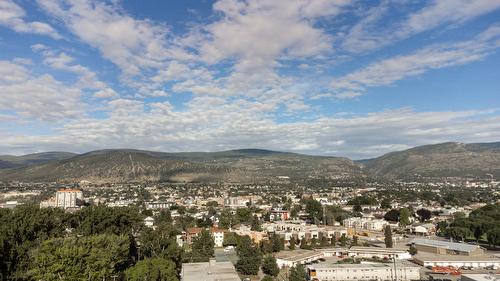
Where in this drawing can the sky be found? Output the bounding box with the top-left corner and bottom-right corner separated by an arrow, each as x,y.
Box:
0,0 -> 500,159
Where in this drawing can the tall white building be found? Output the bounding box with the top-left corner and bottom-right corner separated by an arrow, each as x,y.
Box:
55,189 -> 83,209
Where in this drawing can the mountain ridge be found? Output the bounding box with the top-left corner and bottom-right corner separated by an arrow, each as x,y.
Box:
1,142 -> 499,182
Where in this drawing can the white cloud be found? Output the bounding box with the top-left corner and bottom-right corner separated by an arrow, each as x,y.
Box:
1,105 -> 500,159
37,0 -> 192,76
332,25 -> 500,97
0,0 -> 60,39
0,60 -> 84,121
342,0 -> 500,53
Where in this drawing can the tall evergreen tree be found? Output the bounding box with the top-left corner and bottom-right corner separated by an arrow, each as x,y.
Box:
235,236 -> 262,275
384,225 -> 393,248
261,255 -> 279,277
191,230 -> 214,262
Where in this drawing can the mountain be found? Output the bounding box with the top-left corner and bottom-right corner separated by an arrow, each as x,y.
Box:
0,152 -> 77,169
363,142 -> 500,179
0,149 -> 360,183
1,142 -> 500,183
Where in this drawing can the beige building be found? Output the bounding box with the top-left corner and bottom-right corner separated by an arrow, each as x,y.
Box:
307,261 -> 421,281
410,239 -> 484,256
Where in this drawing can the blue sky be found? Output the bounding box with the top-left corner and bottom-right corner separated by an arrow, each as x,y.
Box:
0,0 -> 500,159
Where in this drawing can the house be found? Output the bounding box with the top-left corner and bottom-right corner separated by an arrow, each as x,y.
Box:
307,261 -> 421,281
210,227 -> 224,247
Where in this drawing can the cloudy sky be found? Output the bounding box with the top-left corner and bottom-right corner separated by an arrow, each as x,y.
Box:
0,0 -> 500,159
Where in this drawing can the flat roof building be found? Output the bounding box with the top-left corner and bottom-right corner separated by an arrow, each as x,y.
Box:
181,259 -> 240,281
307,261 -> 421,281
410,238 -> 484,256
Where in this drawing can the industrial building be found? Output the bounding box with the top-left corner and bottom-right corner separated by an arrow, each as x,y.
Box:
307,261 -> 421,281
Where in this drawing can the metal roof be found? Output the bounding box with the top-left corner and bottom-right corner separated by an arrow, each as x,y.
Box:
410,238 -> 479,252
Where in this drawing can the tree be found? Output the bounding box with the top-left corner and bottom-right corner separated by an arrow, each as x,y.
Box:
289,264 -> 306,281
261,255 -> 279,277
235,236 -> 262,275
251,215 -> 262,231
219,209 -> 235,229
399,208 -> 411,227
271,234 -> 284,252
447,227 -> 472,242
380,198 -> 392,210
384,209 -> 400,222
384,225 -> 393,248
340,234 -> 347,247
300,237 -> 309,249
320,236 -> 328,247
330,236 -> 336,246
487,228 -> 500,246
125,258 -> 178,281
191,230 -> 214,262
409,245 -> 418,255
29,234 -> 131,280
262,276 -> 274,281
289,237 -> 296,250
352,235 -> 358,246
305,197 -> 323,223
416,209 -> 432,222
310,237 -> 318,248
353,204 -> 362,212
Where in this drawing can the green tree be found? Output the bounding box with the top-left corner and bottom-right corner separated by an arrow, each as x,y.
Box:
409,245 -> 418,255
235,236 -> 262,275
251,215 -> 262,231
380,198 -> 392,210
340,234 -> 347,247
288,264 -> 306,281
261,255 -> 279,277
487,228 -> 500,246
320,236 -> 328,247
262,276 -> 274,281
384,209 -> 400,222
399,208 -> 411,227
125,258 -> 178,281
305,197 -> 323,224
447,227 -> 472,242
384,225 -> 393,248
330,236 -> 337,246
352,235 -> 358,246
353,204 -> 362,212
289,237 -> 296,250
311,237 -> 317,248
219,209 -> 235,229
300,237 -> 309,249
271,234 -> 284,252
29,234 -> 131,280
191,230 -> 214,262
416,209 -> 432,222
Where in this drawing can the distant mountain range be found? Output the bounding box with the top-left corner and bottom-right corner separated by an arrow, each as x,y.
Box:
0,142 -> 499,183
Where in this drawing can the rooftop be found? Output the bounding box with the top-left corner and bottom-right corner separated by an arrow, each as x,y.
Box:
181,261 -> 240,281
462,274 -> 500,281
309,261 -> 419,270
410,238 -> 479,252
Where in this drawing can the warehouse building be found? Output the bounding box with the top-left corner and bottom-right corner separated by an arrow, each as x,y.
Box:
307,261 -> 420,281
410,239 -> 484,256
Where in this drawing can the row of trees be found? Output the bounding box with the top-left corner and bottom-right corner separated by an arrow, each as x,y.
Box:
438,204 -> 500,246
0,205 -> 182,280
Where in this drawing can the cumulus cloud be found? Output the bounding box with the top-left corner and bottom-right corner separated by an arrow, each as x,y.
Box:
37,0 -> 192,76
0,60 -> 84,121
0,0 -> 60,39
1,105 -> 500,159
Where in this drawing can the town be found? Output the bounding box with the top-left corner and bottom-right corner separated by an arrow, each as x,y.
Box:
1,178 -> 498,281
